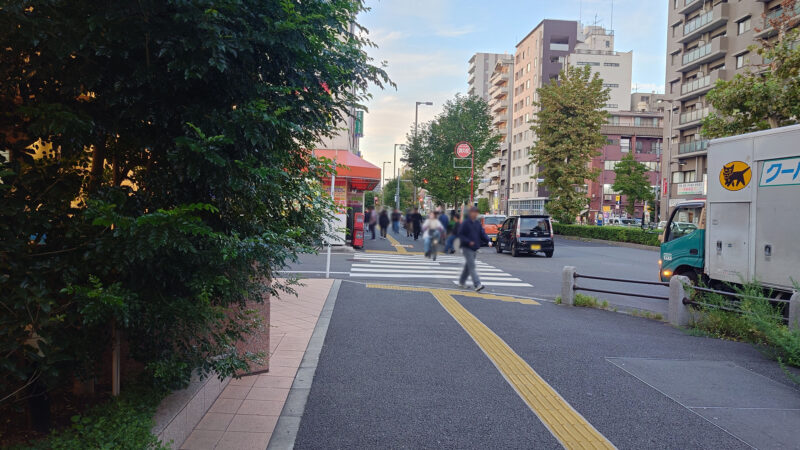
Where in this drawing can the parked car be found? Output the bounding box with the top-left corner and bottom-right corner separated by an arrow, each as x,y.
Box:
495,215 -> 554,257
607,217 -> 638,227
480,214 -> 506,246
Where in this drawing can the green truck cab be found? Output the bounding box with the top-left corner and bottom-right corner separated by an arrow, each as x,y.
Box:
659,201 -> 705,282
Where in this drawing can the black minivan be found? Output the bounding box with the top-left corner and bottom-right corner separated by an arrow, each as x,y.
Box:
495,215 -> 554,257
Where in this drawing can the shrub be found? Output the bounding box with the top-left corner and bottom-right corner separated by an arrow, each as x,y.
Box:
18,385 -> 168,450
552,223 -> 660,246
690,281 -> 800,372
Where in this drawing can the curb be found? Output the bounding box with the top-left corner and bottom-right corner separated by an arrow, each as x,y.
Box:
267,278 -> 341,449
557,235 -> 659,252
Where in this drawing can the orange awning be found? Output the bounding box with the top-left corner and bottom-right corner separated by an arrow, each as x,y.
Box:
315,149 -> 381,191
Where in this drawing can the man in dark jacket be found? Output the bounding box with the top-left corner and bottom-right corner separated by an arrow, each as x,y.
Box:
391,209 -> 402,234
410,208 -> 423,241
457,207 -> 489,291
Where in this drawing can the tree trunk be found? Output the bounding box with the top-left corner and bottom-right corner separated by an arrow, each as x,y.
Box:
768,116 -> 780,129
87,139 -> 106,193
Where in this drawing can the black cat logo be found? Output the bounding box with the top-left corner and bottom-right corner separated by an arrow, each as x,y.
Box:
719,161 -> 751,191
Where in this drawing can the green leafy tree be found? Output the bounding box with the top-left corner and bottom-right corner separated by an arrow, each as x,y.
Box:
404,94 -> 500,206
530,65 -> 609,224
382,176 -> 415,210
702,3 -> 800,138
477,198 -> 490,214
612,153 -> 655,217
0,0 -> 390,416
364,191 -> 376,209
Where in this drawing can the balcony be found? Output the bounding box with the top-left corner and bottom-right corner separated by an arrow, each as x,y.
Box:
679,3 -> 728,43
492,99 -> 509,113
678,0 -> 703,15
677,107 -> 709,129
755,3 -> 800,38
677,68 -> 726,101
678,139 -> 709,155
679,36 -> 727,72
492,72 -> 509,86
496,125 -> 508,136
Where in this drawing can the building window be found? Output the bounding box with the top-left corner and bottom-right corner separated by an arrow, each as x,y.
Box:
604,160 -> 620,170
736,53 -> 748,69
605,41 -> 610,48
671,53 -> 679,66
603,83 -> 620,88
621,138 -> 630,153
526,80 -> 531,89
672,171 -> 684,184
603,62 -> 620,67
670,80 -> 679,94
738,17 -> 751,35
527,63 -> 531,72
606,104 -> 619,109
607,116 -> 620,125
636,140 -> 643,152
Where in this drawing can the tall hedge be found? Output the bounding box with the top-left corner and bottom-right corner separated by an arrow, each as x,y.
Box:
0,0 -> 391,410
553,223 -> 660,247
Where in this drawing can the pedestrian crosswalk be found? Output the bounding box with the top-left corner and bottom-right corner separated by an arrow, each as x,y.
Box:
349,253 -> 533,287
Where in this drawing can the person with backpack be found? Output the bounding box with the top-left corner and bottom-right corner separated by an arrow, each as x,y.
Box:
378,209 -> 390,239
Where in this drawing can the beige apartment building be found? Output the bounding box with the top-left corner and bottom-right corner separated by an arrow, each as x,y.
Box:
477,56 -> 514,213
567,25 -> 633,111
509,19 -> 581,215
468,53 -> 505,101
661,0 -> 799,218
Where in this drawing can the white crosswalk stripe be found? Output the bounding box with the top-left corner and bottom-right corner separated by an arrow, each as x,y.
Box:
349,253 -> 532,287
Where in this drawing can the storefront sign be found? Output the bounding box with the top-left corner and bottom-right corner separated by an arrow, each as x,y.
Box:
676,181 -> 705,196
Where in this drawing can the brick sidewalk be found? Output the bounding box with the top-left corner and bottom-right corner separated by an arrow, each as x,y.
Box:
181,279 -> 334,450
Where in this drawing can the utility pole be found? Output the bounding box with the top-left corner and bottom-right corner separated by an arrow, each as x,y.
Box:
414,101 -> 433,210
393,144 -> 404,210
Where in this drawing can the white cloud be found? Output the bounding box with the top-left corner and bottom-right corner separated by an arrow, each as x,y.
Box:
436,25 -> 478,38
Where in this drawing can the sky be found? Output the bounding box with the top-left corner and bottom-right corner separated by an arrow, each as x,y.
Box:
355,0 -> 668,173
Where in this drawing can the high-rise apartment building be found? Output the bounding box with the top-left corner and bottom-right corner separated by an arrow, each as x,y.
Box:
468,53 -> 505,101
477,56 -> 514,212
567,25 -> 633,111
509,20 -> 580,215
661,0 -> 799,218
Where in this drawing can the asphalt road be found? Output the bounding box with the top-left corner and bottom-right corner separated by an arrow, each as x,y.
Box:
282,228 -> 669,314
294,281 -> 799,449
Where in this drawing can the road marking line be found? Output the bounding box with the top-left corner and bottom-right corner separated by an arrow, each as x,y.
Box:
349,273 -> 521,281
365,284 -> 539,305
350,265 -> 502,272
350,268 -> 505,274
365,250 -> 424,255
451,281 -> 533,287
385,234 -> 407,253
429,289 -> 615,450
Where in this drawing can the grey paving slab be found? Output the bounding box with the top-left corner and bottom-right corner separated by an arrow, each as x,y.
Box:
690,406 -> 800,450
606,358 -> 800,409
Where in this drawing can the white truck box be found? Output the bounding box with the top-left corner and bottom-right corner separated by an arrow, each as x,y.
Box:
706,124 -> 800,291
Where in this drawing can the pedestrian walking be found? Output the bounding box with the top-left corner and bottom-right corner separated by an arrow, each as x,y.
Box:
367,207 -> 377,240
438,206 -> 449,238
410,207 -> 423,241
422,212 -> 445,258
405,208 -> 413,237
379,209 -> 390,239
391,208 -> 402,235
457,207 -> 489,291
444,213 -> 460,254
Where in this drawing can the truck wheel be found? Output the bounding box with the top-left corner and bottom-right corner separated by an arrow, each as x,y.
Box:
511,242 -> 519,257
544,251 -> 553,258
675,269 -> 698,284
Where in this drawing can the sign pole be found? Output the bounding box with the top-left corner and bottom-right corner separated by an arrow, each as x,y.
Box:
326,160 -> 335,279
470,151 -> 474,206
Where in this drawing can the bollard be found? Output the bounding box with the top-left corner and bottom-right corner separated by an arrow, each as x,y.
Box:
561,266 -> 576,306
789,291 -> 799,331
668,275 -> 691,326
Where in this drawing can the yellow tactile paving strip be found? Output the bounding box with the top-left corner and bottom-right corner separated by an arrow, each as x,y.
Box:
367,284 -> 539,306
385,234 -> 408,253
367,284 -> 614,450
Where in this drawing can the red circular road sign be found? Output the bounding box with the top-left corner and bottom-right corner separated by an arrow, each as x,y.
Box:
454,141 -> 473,158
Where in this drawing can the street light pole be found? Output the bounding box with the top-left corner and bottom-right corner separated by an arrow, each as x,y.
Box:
381,161 -> 391,191
413,101 -> 433,209
658,99 -> 677,220
393,144 -> 405,210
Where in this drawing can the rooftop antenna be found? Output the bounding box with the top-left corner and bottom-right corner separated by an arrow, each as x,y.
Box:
610,0 -> 614,34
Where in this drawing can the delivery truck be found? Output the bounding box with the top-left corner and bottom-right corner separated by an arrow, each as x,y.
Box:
659,124 -> 800,297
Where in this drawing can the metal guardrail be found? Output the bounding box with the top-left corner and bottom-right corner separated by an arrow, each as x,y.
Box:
572,272 -> 669,301
561,266 -> 800,329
